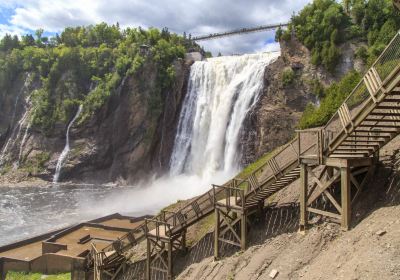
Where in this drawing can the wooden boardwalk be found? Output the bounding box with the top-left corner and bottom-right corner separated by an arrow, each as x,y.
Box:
88,31 -> 400,280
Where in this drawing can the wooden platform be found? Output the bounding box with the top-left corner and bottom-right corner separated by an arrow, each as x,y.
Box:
0,213 -> 148,278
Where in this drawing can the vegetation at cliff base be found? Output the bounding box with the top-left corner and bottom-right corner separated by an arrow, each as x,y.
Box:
0,24 -> 200,133
299,71 -> 361,128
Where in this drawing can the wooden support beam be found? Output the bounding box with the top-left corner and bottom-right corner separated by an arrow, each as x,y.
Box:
146,239 -> 151,280
307,207 -> 341,220
241,212 -> 247,251
214,208 -> 220,260
299,164 -> 308,232
167,241 -> 172,280
341,166 -> 351,230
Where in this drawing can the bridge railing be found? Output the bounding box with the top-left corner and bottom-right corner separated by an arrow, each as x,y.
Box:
323,31 -> 400,152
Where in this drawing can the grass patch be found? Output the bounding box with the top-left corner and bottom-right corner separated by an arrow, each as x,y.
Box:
6,271 -> 71,280
237,142 -> 290,180
187,213 -> 215,247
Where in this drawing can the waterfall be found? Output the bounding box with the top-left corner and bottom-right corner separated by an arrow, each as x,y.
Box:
0,75 -> 31,167
170,52 -> 280,178
0,96 -> 31,168
10,73 -> 31,128
53,105 -> 83,183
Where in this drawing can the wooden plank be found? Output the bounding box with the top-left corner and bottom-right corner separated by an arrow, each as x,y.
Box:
307,207 -> 341,219
218,238 -> 241,247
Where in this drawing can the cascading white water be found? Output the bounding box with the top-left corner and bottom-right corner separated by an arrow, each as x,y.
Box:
170,52 -> 280,178
53,105 -> 83,183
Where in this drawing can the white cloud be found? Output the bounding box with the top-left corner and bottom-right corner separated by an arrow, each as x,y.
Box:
1,0 -> 311,54
0,23 -> 26,37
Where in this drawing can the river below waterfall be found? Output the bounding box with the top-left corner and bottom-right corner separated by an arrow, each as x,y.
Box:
0,172 -> 228,246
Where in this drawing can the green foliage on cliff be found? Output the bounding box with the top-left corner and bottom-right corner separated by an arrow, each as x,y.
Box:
283,0 -> 349,72
0,24 -> 198,133
290,0 -> 400,129
298,71 -> 361,128
281,68 -> 295,86
281,0 -> 400,72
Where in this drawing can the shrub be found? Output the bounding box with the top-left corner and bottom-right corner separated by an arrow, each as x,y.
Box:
282,68 -> 295,86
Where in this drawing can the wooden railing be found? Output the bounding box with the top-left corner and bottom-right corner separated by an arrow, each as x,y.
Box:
323,31 -> 400,154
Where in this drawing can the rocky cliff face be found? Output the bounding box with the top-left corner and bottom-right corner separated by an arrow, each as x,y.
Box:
0,36 -> 363,185
240,36 -> 363,164
0,59 -> 191,184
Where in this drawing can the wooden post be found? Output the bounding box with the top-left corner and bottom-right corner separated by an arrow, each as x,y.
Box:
240,212 -> 247,251
341,166 -> 351,230
181,230 -> 187,252
214,208 -> 220,260
146,239 -> 151,280
299,163 -> 308,232
167,240 -> 173,280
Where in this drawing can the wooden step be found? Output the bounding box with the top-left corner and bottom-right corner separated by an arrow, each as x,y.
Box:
364,118 -> 400,123
370,112 -> 400,116
354,129 -> 398,133
376,105 -> 400,110
358,124 -> 400,128
349,132 -> 392,138
335,148 -> 375,152
340,143 -> 380,148
331,151 -> 369,155
343,139 -> 386,143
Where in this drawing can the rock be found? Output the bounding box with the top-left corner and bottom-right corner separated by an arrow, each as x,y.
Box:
376,230 -> 387,236
269,269 -> 279,279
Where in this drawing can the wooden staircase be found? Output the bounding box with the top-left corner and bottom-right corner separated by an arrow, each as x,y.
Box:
88,30 -> 400,280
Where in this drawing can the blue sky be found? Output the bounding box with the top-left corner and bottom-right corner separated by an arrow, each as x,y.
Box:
0,0 -> 311,55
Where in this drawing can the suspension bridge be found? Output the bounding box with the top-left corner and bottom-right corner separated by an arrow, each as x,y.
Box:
191,22 -> 288,41
87,30 -> 400,280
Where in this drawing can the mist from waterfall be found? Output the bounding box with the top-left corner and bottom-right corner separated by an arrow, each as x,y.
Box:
53,105 -> 83,183
170,52 -> 280,179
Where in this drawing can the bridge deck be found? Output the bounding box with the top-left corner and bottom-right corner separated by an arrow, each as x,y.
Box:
192,23 -> 288,41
